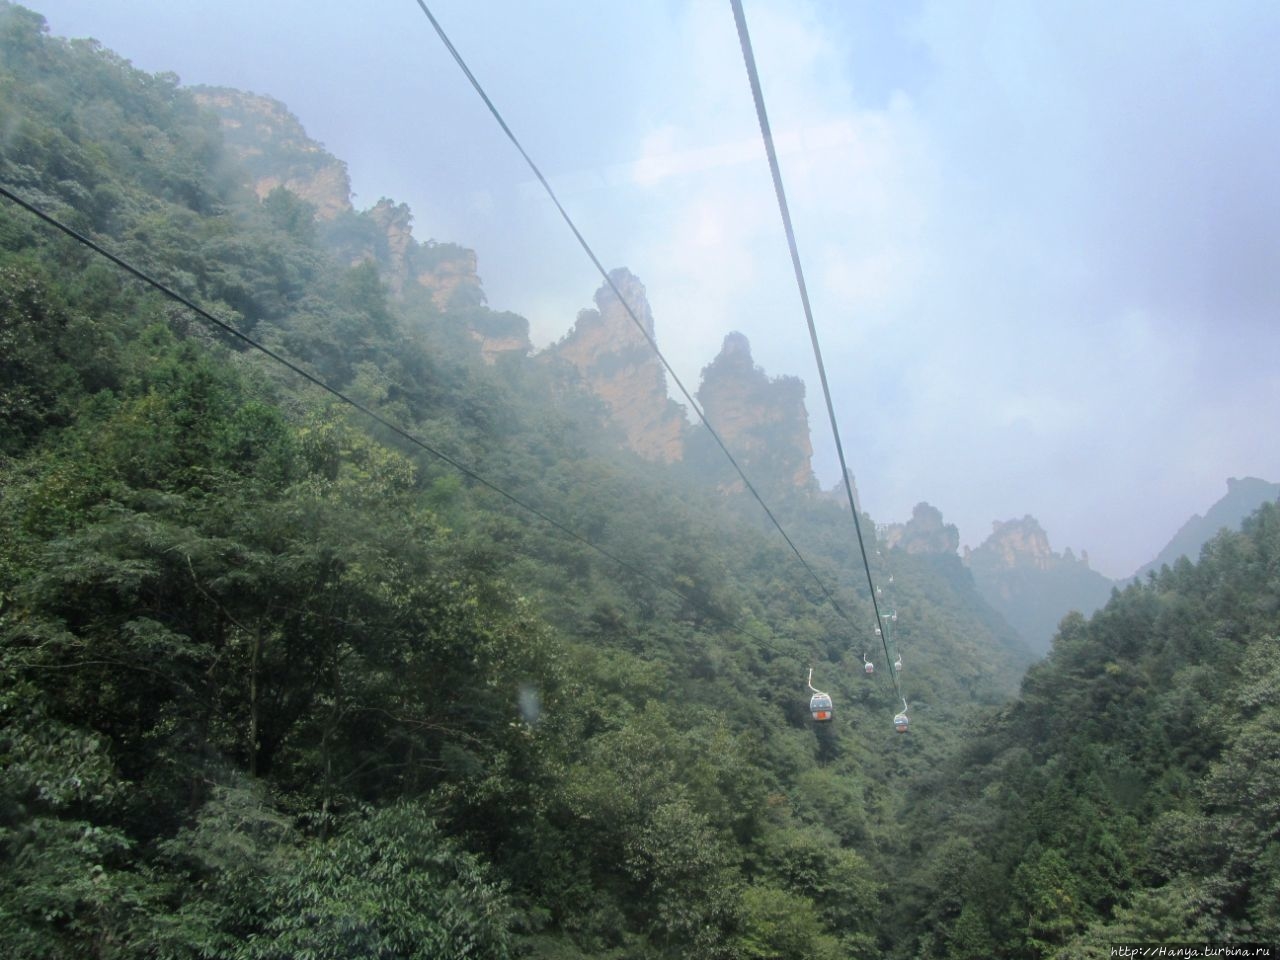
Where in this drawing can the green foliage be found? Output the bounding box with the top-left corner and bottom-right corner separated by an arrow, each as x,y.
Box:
0,676 -> 140,959
738,884 -> 842,960
0,261 -> 122,454
249,804 -> 514,960
890,504 -> 1280,959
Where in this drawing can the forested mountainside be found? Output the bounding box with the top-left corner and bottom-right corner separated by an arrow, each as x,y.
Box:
1,6 -> 1276,958
895,505 -> 1280,955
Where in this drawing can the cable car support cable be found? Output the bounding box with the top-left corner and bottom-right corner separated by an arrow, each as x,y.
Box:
409,0 -> 854,625
729,0 -> 903,711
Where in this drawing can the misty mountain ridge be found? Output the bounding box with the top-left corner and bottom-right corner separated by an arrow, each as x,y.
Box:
963,514 -> 1114,655
203,82 -> 1271,590
959,478 -> 1280,654
1132,475 -> 1280,581
100,76 -> 1280,659
199,86 -> 820,493
199,85 -> 1280,663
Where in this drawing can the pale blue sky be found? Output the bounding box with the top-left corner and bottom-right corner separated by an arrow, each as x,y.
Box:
26,0 -> 1280,577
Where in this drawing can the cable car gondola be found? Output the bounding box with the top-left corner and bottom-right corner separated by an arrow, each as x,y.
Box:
863,654 -> 875,676
894,701 -> 909,733
807,667 -> 833,723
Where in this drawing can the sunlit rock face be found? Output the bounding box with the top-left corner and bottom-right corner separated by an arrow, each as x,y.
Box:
193,87 -> 352,220
363,200 -> 486,311
696,332 -> 815,491
549,269 -> 687,463
880,502 -> 960,555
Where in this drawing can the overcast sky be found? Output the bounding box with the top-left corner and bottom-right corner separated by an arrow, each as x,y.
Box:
28,0 -> 1280,578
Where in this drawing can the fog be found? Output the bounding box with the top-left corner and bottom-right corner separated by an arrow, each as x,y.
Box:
29,0 -> 1280,578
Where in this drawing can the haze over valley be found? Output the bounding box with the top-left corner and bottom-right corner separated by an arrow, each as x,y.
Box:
27,0 -> 1280,579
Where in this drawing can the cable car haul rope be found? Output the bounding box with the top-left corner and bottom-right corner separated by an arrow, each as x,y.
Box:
727,0 -> 909,732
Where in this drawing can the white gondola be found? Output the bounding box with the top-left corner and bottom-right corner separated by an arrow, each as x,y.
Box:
894,700 -> 909,733
807,667 -> 833,723
863,654 -> 874,675
810,691 -> 833,722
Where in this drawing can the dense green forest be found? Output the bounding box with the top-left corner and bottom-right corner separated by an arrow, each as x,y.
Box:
1,5 -> 1276,957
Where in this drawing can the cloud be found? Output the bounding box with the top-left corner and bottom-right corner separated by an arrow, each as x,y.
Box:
600,0 -> 939,408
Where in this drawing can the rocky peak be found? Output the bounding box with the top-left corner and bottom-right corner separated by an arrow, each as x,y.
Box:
696,332 -> 815,490
365,199 -> 414,295
195,87 -> 524,361
411,243 -> 484,314
715,331 -> 754,367
597,268 -> 657,339
963,516 -> 1098,576
964,515 -> 1114,655
880,502 -> 960,555
192,87 -> 352,220
548,269 -> 686,462
965,516 -> 1054,571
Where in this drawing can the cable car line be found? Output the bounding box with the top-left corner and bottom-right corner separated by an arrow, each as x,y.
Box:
0,184 -> 802,656
409,0 -> 855,626
728,0 -> 905,717
875,551 -> 905,687
880,583 -> 906,729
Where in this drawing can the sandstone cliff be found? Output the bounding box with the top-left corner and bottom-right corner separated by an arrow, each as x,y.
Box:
192,87 -> 352,220
350,199 -> 485,311
411,242 -> 483,313
965,516 -> 1059,572
547,269 -> 687,463
695,332 -> 815,491
880,502 -> 960,555
194,88 -> 527,362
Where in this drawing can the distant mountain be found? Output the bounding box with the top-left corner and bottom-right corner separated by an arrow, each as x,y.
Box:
880,502 -> 960,556
688,332 -> 817,494
964,515 -> 1114,656
1131,476 -> 1280,580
